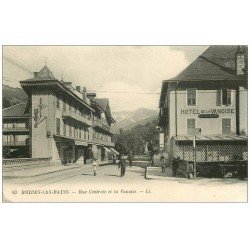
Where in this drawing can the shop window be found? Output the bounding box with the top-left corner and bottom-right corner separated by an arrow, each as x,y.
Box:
217,89 -> 231,106
222,118 -> 231,134
56,118 -> 60,135
187,89 -> 196,106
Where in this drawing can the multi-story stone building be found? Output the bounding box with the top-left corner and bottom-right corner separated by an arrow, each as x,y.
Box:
158,46 -> 248,164
2,65 -> 116,164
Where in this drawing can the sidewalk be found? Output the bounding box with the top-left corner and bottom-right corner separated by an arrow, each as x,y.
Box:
3,160 -> 113,178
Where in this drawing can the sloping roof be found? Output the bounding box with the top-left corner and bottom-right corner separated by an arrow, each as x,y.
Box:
170,45 -> 248,82
95,98 -> 115,122
20,65 -> 56,82
3,102 -> 30,117
95,98 -> 108,110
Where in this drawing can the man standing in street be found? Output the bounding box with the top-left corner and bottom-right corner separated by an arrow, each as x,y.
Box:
119,154 -> 127,177
127,151 -> 134,168
172,157 -> 179,177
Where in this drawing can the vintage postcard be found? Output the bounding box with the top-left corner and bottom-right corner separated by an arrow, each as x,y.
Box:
2,45 -> 248,202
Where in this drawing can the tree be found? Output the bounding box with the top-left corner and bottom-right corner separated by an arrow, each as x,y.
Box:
3,97 -> 11,108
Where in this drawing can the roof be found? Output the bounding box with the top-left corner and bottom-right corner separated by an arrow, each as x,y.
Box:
95,98 -> 116,122
20,65 -> 56,82
173,134 -> 247,142
3,102 -> 30,118
169,45 -> 248,82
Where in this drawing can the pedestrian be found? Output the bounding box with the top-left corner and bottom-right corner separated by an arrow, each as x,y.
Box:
160,155 -> 166,173
172,157 -> 179,177
92,157 -> 98,176
118,154 -> 127,177
127,151 -> 133,167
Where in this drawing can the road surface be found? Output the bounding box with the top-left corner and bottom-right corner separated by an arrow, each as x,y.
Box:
3,164 -> 247,202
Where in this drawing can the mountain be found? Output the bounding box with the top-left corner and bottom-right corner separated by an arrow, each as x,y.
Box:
112,108 -> 158,133
3,84 -> 27,108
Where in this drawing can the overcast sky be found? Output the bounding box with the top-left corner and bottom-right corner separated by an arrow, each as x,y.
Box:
3,46 -> 207,112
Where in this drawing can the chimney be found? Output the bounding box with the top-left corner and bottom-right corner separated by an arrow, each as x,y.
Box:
82,87 -> 87,100
236,46 -> 245,75
86,92 -> 96,101
34,72 -> 39,77
76,86 -> 81,93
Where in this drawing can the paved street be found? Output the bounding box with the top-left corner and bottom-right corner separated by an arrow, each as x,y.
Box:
3,164 -> 247,202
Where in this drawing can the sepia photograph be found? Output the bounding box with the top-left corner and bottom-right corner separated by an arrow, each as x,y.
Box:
2,45 -> 248,202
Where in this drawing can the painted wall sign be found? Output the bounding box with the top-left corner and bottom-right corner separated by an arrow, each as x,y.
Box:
198,114 -> 219,118
180,108 -> 234,115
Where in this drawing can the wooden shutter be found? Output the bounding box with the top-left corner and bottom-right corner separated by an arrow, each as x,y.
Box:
216,89 -> 222,106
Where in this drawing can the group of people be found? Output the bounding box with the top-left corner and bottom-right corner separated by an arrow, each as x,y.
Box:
160,154 -> 180,176
92,150 -> 180,177
91,151 -> 134,177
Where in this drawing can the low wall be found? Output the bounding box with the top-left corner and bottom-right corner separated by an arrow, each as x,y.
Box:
3,157 -> 52,168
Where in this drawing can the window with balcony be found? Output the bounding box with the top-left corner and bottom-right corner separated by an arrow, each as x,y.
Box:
56,96 -> 60,109
187,89 -> 197,106
222,118 -> 231,134
56,118 -> 60,135
63,122 -> 66,136
63,97 -> 66,111
69,124 -> 72,137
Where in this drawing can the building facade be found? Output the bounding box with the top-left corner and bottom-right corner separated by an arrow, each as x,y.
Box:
2,102 -> 30,158
2,65 -> 116,164
158,46 -> 248,164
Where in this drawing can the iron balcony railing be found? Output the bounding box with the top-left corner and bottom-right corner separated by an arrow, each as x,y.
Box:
2,127 -> 29,132
62,110 -> 92,127
92,120 -> 112,133
3,141 -> 28,146
92,138 -> 115,147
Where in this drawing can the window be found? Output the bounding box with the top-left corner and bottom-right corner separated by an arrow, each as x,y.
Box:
63,97 -> 66,111
222,118 -> 231,134
56,118 -> 60,135
187,118 -> 196,134
69,100 -> 72,110
217,89 -> 231,106
79,127 -> 81,139
63,122 -> 66,136
56,96 -> 60,109
69,124 -> 72,137
187,89 -> 196,106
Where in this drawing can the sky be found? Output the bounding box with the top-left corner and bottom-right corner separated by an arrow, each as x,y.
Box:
3,46 -> 207,112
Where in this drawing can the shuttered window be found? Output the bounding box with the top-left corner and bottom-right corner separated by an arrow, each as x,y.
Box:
222,118 -> 231,134
187,89 -> 196,106
56,118 -> 60,135
187,118 -> 196,129
216,89 -> 222,106
63,122 -> 66,136
222,88 -> 231,105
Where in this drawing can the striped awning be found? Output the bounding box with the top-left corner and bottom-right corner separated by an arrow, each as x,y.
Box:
103,147 -> 111,152
110,148 -> 119,155
173,134 -> 248,142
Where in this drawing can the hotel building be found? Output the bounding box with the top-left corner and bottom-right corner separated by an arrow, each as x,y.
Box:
158,46 -> 248,165
3,65 -> 117,165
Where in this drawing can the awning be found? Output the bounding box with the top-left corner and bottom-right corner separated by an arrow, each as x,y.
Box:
173,134 -> 248,142
103,147 -> 111,152
75,140 -> 88,146
110,148 -> 119,155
